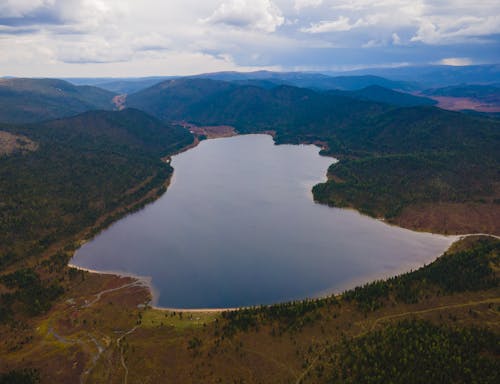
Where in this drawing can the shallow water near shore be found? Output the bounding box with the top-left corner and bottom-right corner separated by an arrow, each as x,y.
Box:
72,134 -> 454,309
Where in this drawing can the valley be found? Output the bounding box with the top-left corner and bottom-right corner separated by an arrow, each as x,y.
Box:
0,69 -> 499,383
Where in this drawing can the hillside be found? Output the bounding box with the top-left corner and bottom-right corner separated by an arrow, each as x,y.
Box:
0,78 -> 116,124
127,78 -> 500,234
349,85 -> 437,107
66,77 -> 177,94
423,84 -> 500,102
127,78 -> 388,133
334,64 -> 500,87
190,71 -> 415,91
0,109 -> 193,282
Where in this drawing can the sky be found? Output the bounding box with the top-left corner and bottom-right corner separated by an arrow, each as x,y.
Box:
1,0 -> 499,77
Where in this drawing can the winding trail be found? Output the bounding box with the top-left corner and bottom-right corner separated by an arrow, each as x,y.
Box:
44,280 -> 146,384
294,297 -> 500,384
117,326 -> 139,384
83,281 -> 145,308
365,297 -> 500,332
47,323 -> 104,384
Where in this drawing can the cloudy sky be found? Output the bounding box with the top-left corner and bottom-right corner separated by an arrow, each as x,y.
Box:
1,0 -> 499,77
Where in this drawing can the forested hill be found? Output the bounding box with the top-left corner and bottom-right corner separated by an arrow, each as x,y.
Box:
127,78 -> 500,234
0,78 -> 116,124
0,109 -> 193,273
189,71 -> 416,91
126,78 -> 499,156
126,78 -> 389,132
346,85 -> 437,107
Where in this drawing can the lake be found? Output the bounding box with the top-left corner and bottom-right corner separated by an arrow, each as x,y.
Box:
71,134 -> 455,309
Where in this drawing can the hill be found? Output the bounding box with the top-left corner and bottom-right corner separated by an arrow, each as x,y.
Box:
0,109 -> 193,277
348,85 -> 437,107
66,76 -> 177,94
127,78 -> 388,132
423,84 -> 500,105
0,78 -> 116,124
332,64 -> 500,87
191,71 -> 415,91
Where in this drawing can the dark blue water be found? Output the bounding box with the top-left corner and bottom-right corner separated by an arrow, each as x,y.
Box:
71,135 -> 454,308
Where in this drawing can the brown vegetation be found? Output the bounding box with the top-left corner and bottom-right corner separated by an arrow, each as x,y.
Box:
430,96 -> 500,112
0,131 -> 38,156
392,202 -> 500,236
112,95 -> 127,111
178,122 -> 237,139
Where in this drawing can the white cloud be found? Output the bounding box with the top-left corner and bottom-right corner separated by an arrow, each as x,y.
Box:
300,16 -> 363,33
411,15 -> 500,44
438,57 -> 473,66
0,0 -> 499,76
392,32 -> 401,45
298,1 -> 500,45
362,39 -> 387,48
294,0 -> 323,11
203,0 -> 284,33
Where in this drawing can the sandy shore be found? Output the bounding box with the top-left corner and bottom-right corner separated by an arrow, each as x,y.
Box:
67,127 -> 499,314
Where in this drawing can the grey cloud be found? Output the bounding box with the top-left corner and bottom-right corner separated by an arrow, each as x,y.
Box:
0,9 -> 63,27
0,26 -> 38,35
0,0 -> 499,77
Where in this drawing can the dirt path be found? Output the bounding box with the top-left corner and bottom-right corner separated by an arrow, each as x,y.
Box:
294,297 -> 500,384
47,322 -> 105,384
44,280 -> 145,383
117,326 -> 139,384
82,281 -> 146,308
366,297 -> 500,332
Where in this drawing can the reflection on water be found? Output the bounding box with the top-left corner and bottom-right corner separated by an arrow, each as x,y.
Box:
72,135 -> 454,308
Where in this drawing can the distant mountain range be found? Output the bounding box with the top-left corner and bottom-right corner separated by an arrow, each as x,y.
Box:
55,64 -> 500,94
333,64 -> 500,87
332,85 -> 437,107
422,84 -> 500,104
0,78 -> 116,124
63,71 -> 416,94
66,76 -> 177,95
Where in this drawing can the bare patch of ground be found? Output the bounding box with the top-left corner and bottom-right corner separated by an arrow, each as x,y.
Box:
390,202 -> 500,235
178,122 -> 237,139
429,96 -> 500,112
0,131 -> 38,156
112,95 -> 127,111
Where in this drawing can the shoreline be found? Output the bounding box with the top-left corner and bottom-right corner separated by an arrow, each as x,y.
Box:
70,234 -> 497,313
67,129 -> 499,314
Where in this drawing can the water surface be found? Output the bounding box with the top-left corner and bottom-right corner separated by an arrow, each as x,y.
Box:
72,135 -> 454,308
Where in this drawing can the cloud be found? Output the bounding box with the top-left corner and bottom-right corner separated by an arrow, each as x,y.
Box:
294,0 -> 323,11
203,0 -> 284,33
0,0 -> 125,35
301,17 -> 363,33
411,15 -> 500,44
362,39 -> 384,48
298,1 -> 500,46
0,0 -> 55,18
438,57 -> 473,66
0,0 -> 499,76
392,32 -> 401,45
